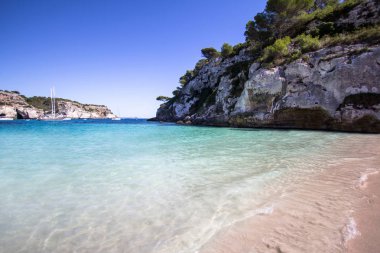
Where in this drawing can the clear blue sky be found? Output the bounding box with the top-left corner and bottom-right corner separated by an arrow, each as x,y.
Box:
0,0 -> 266,118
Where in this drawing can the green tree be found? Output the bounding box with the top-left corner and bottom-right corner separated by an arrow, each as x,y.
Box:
201,47 -> 220,59
221,43 -> 234,58
244,12 -> 274,43
266,0 -> 314,37
266,0 -> 314,16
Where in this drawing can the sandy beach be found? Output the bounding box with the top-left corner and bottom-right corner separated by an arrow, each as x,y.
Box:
347,172 -> 380,253
199,136 -> 380,253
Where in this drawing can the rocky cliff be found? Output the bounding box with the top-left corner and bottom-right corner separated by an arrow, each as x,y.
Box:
154,0 -> 380,133
0,91 -> 43,119
0,91 -> 117,119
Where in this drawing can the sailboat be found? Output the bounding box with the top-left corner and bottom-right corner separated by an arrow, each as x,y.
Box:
39,87 -> 71,121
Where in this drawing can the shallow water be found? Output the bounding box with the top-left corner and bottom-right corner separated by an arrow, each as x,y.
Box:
0,119 -> 378,253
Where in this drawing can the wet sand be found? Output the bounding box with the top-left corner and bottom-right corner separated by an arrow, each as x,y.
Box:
199,136 -> 380,253
347,172 -> 380,253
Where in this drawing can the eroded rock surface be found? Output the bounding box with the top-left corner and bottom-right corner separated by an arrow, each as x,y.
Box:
156,44 -> 380,132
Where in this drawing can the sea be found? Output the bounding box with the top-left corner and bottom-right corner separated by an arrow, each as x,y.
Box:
0,119 -> 378,253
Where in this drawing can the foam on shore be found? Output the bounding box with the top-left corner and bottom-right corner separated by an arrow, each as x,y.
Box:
357,170 -> 379,189
343,217 -> 361,245
347,171 -> 380,253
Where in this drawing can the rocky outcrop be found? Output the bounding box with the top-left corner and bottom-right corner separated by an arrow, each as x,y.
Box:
0,91 -> 44,119
56,100 -> 116,119
0,91 -> 116,119
154,0 -> 380,133
155,44 -> 380,132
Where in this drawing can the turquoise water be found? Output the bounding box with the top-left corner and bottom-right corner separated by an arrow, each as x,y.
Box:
0,120 -> 351,253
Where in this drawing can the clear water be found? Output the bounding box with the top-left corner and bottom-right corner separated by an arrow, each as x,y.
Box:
0,119 -> 354,253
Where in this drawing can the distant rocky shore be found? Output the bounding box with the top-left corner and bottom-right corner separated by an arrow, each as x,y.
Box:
0,90 -> 117,119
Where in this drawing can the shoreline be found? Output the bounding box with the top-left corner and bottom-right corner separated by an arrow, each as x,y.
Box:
198,136 -> 380,253
347,172 -> 380,253
149,119 -> 380,134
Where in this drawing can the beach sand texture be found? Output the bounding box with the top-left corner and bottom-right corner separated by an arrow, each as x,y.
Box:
200,137 -> 380,253
347,171 -> 380,253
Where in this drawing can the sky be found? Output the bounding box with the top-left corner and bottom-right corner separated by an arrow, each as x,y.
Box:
0,0 -> 267,118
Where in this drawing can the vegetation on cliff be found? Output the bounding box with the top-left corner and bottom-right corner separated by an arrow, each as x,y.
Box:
157,0 -> 379,101
25,96 -> 85,112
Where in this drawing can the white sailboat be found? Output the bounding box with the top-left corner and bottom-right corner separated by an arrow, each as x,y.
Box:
40,87 -> 71,121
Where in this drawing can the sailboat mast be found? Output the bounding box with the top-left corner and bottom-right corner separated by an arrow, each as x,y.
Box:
50,87 -> 56,118
53,87 -> 56,118
50,88 -> 53,118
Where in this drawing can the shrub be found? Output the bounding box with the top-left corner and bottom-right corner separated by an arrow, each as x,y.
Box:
221,43 -> 234,58
311,22 -> 336,37
193,59 -> 209,76
294,34 -> 320,53
289,50 -> 302,62
156,96 -> 170,102
232,43 -> 247,55
26,96 -> 52,111
296,0 -> 360,26
179,70 -> 194,86
314,0 -> 339,9
201,47 -> 220,59
172,89 -> 181,97
260,36 -> 291,64
320,25 -> 380,47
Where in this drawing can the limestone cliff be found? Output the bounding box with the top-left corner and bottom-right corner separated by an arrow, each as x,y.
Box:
0,91 -> 116,119
0,91 -> 44,119
56,100 -> 116,119
154,0 -> 380,133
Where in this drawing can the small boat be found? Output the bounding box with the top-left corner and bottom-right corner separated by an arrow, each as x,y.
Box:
112,117 -> 122,121
0,117 -> 14,121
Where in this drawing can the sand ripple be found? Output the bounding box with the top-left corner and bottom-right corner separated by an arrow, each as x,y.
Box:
199,136 -> 380,253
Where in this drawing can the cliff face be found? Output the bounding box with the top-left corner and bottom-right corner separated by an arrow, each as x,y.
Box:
0,92 -> 44,119
0,91 -> 116,119
155,0 -> 380,133
56,100 -> 116,119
